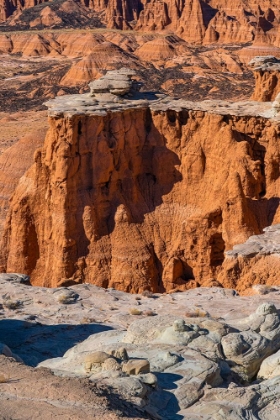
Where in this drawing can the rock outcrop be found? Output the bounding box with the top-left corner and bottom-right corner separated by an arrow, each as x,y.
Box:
3,274 -> 280,417
88,68 -> 141,100
60,42 -> 142,86
250,56 -> 280,101
219,224 -> 280,292
0,355 -> 145,419
1,70 -> 280,292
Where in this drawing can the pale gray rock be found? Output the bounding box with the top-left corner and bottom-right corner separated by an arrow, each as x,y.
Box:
246,303 -> 280,339
102,357 -> 121,372
0,343 -> 22,363
199,319 -> 228,342
123,315 -> 182,345
54,288 -> 79,304
103,376 -> 148,402
252,284 -> 278,295
258,349 -> 280,379
165,348 -> 223,387
135,372 -> 157,386
174,378 -> 205,410
44,88 -> 280,123
3,276 -> 280,418
0,343 -> 13,357
0,273 -> 30,284
64,330 -> 127,358
249,55 -> 280,69
158,324 -> 199,346
149,351 -> 180,372
88,68 -> 139,101
223,303 -> 280,381
188,335 -> 222,361
122,359 -> 150,375
173,319 -> 191,332
183,376 -> 280,419
226,224 -> 280,258
221,330 -> 271,381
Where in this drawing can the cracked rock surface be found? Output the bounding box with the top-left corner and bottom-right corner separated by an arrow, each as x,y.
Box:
2,274 -> 280,418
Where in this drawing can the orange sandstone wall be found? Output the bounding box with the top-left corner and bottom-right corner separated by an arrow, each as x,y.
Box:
2,106 -> 280,292
251,69 -> 280,101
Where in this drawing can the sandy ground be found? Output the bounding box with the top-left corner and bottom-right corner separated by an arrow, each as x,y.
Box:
0,110 -> 48,154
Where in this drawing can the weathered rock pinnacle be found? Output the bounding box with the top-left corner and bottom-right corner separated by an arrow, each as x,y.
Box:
88,68 -> 141,102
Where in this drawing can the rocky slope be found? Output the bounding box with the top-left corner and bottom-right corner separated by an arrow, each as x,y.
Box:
0,32 -> 265,113
2,274 -> 280,418
1,0 -> 280,49
0,357 -> 146,419
1,72 -> 280,293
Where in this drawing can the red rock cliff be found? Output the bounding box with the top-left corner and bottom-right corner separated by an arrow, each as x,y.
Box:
250,56 -> 280,102
2,94 -> 280,292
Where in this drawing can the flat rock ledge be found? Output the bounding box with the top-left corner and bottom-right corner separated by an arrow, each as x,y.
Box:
249,55 -> 280,72
227,224 -> 280,259
45,93 -> 280,122
44,68 -> 280,121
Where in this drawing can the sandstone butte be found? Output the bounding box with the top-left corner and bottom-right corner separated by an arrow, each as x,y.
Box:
1,0 -> 280,48
1,64 -> 280,294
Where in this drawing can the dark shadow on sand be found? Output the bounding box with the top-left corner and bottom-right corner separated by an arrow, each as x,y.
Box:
0,319 -> 112,366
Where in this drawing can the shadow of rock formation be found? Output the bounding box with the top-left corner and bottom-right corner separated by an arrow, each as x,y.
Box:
0,319 -> 112,366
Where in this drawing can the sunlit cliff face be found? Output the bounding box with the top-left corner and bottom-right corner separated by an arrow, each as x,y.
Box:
1,90 -> 280,293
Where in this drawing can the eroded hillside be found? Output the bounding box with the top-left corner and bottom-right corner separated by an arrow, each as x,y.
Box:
1,79 -> 279,293
0,31 -> 264,113
1,0 -> 280,49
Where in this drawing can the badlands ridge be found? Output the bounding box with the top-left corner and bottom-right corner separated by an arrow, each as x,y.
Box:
1,0 -> 280,49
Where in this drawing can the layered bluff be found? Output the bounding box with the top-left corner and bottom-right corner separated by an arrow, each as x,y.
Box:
1,69 -> 280,293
